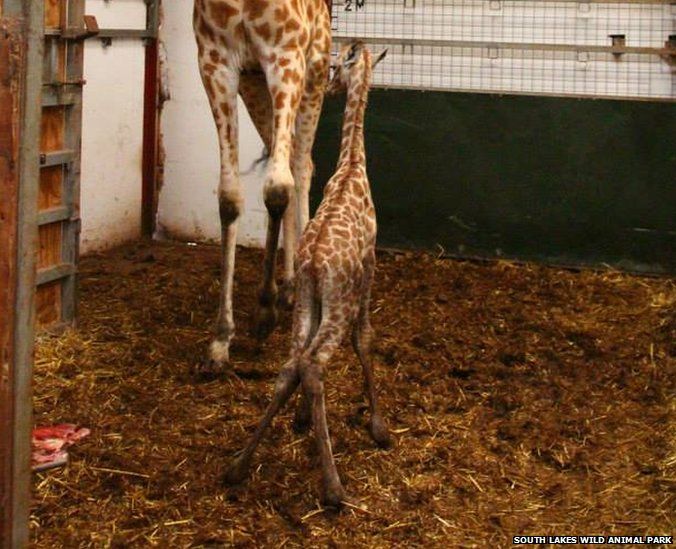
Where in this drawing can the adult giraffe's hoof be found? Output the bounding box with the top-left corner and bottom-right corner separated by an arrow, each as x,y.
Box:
194,340 -> 230,378
252,304 -> 278,341
369,415 -> 392,449
194,357 -> 229,379
223,457 -> 249,485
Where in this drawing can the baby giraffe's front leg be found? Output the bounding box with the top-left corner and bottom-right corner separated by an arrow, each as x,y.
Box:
224,360 -> 300,484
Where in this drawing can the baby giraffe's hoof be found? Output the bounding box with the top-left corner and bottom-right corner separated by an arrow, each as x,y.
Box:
252,305 -> 278,342
223,458 -> 249,486
292,401 -> 311,434
292,416 -> 311,434
278,280 -> 294,311
322,484 -> 348,510
369,415 -> 392,449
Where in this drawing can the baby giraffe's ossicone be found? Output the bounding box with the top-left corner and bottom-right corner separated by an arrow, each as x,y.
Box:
224,42 -> 389,508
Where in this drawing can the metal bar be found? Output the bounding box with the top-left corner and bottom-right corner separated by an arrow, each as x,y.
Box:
0,1 -> 43,547
333,35 -> 674,57
41,84 -> 79,106
36,263 -> 75,286
38,206 -> 72,226
45,0 -> 160,41
146,0 -> 160,39
40,149 -> 75,167
45,28 -> 153,39
60,0 -> 85,325
97,28 -> 151,39
368,82 -> 676,103
335,0 -> 673,3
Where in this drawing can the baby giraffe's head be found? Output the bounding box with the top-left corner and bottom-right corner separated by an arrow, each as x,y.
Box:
327,41 -> 388,95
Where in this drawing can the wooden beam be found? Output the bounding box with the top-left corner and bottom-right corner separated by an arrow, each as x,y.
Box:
141,1 -> 161,239
0,0 -> 42,546
142,36 -> 160,238
0,19 -> 24,547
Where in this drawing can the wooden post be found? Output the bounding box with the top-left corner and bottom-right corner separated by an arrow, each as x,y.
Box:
0,0 -> 42,546
142,37 -> 160,237
142,0 -> 160,238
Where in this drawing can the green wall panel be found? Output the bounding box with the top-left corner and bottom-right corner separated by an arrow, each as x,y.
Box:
311,90 -> 676,274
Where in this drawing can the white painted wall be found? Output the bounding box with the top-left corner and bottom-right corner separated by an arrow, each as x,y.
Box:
80,0 -> 146,253
157,1 -> 268,246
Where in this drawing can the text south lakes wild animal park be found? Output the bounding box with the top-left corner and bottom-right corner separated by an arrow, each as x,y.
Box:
513,535 -> 673,544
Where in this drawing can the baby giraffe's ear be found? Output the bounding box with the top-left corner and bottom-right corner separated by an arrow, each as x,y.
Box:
345,41 -> 363,67
373,48 -> 388,68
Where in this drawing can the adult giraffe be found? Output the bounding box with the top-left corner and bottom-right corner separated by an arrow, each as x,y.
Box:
193,0 -> 332,372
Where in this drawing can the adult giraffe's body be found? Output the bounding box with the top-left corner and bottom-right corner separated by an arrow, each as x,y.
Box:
193,0 -> 332,371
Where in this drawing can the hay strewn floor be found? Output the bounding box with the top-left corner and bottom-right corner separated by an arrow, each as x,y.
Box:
32,241 -> 675,547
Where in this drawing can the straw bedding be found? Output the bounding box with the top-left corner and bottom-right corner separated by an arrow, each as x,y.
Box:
31,241 -> 675,547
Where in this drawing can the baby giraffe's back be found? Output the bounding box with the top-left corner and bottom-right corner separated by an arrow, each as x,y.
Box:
296,165 -> 376,300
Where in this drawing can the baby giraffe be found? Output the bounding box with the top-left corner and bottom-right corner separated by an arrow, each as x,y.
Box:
224,42 -> 389,507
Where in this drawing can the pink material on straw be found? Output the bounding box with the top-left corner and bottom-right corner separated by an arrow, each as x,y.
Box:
32,424 -> 90,471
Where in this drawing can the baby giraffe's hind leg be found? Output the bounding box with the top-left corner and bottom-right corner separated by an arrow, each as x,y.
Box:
352,258 -> 391,448
300,315 -> 352,508
292,389 -> 312,434
224,359 -> 300,485
293,291 -> 321,434
352,319 -> 391,449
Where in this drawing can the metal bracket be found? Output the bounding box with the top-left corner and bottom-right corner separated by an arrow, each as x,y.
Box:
662,34 -> 676,67
61,15 -> 100,40
609,34 -> 626,60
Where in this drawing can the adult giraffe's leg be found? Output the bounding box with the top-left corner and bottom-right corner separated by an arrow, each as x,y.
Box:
252,53 -> 307,341
280,55 -> 329,308
351,255 -> 391,448
239,72 -> 272,153
195,56 -> 241,374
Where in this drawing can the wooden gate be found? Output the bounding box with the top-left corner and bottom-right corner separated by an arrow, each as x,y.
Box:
37,0 -> 91,328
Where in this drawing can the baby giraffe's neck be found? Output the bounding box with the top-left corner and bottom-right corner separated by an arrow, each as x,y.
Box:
337,54 -> 372,168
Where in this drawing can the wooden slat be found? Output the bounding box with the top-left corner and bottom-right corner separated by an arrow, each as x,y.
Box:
37,222 -> 62,270
44,0 -> 60,29
43,37 -> 66,83
38,164 -> 63,210
36,88 -> 66,327
36,282 -> 61,325
40,105 -> 64,152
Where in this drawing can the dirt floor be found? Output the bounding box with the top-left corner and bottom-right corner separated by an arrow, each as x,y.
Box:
31,241 -> 675,547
